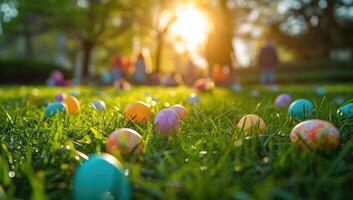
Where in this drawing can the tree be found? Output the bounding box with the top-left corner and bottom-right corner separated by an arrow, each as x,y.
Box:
270,0 -> 353,59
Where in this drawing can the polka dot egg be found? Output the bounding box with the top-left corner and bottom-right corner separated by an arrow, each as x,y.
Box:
290,119 -> 340,150
106,128 -> 144,157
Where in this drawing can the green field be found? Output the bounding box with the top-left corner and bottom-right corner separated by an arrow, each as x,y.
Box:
0,85 -> 353,199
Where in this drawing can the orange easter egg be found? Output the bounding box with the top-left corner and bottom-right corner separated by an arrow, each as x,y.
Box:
237,114 -> 266,135
124,101 -> 152,124
63,96 -> 80,115
106,128 -> 144,156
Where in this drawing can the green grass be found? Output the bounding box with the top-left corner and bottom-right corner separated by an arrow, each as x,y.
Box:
0,85 -> 353,200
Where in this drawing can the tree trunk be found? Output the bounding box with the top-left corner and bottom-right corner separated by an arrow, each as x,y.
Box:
155,34 -> 163,73
81,42 -> 94,82
24,30 -> 34,57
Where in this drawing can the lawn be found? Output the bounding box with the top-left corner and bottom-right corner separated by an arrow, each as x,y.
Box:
0,85 -> 353,199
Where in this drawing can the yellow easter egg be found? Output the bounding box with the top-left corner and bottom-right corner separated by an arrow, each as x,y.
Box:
124,101 -> 152,124
63,96 -> 80,115
237,114 -> 266,135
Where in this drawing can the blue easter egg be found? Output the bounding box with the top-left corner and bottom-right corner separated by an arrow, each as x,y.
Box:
73,154 -> 130,200
288,99 -> 314,120
45,102 -> 67,117
337,103 -> 353,118
91,100 -> 106,111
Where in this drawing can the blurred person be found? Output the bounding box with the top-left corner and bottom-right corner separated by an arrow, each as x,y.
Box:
184,57 -> 197,86
162,71 -> 184,87
110,55 -> 124,82
133,52 -> 148,85
212,64 -> 229,87
258,38 -> 278,85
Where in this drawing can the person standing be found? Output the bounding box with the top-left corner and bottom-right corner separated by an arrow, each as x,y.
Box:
258,38 -> 278,85
133,52 -> 147,85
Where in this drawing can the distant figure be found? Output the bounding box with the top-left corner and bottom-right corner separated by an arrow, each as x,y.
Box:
212,64 -> 229,87
162,71 -> 184,87
133,53 -> 147,84
184,58 -> 197,86
258,39 -> 278,85
111,55 -> 124,82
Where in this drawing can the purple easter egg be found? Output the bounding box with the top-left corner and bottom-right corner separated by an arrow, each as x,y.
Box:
275,93 -> 292,107
55,93 -> 67,102
154,109 -> 180,136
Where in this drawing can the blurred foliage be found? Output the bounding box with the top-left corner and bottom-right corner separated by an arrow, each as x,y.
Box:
0,58 -> 72,84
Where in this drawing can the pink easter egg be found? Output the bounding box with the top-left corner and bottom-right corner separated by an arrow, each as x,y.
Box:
106,128 -> 144,157
170,104 -> 188,120
154,109 -> 180,136
275,93 -> 292,107
290,119 -> 340,150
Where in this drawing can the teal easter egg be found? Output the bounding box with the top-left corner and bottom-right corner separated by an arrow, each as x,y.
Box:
337,103 -> 353,118
45,102 -> 67,117
73,154 -> 130,200
288,99 -> 314,120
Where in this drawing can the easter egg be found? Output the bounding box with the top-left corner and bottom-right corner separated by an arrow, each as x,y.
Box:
187,93 -> 200,104
288,99 -> 314,120
232,83 -> 242,93
45,102 -> 67,117
251,90 -> 260,97
275,93 -> 292,107
315,86 -> 326,96
70,90 -> 80,97
106,128 -> 144,157
154,109 -> 180,136
237,114 -> 266,135
73,154 -> 130,200
337,103 -> 353,118
193,78 -> 214,92
334,96 -> 345,105
55,93 -> 67,102
91,100 -> 106,111
124,101 -> 152,124
63,96 -> 80,115
170,104 -> 188,120
290,119 -> 340,150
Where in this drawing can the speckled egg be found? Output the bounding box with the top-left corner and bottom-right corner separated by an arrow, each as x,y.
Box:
91,100 -> 106,111
193,78 -> 214,92
124,101 -> 152,124
288,99 -> 314,120
154,109 -> 180,136
63,96 -> 80,115
55,93 -> 67,102
237,114 -> 266,135
337,103 -> 353,118
106,128 -> 144,156
73,154 -> 130,200
290,119 -> 340,150
45,102 -> 67,117
170,104 -> 188,120
275,93 -> 292,107
187,93 -> 200,104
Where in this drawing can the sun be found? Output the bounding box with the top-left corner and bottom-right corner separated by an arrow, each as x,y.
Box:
170,5 -> 210,52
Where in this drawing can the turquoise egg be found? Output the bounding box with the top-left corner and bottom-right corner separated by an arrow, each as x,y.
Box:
288,99 -> 314,120
337,103 -> 353,118
45,102 -> 67,117
73,154 -> 131,200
